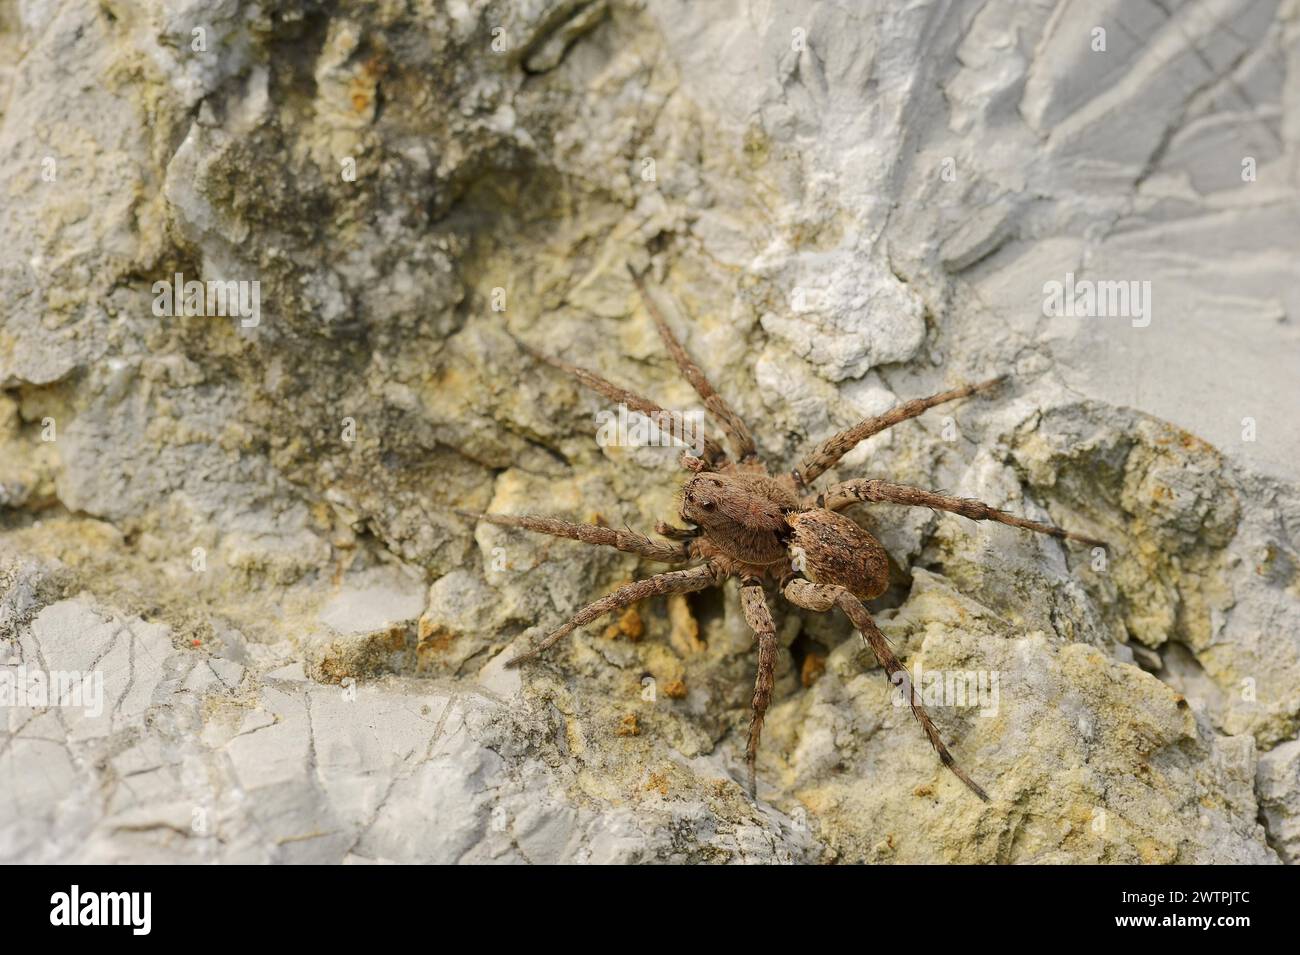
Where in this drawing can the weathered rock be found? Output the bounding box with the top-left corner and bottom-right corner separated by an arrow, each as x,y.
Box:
1258,739 -> 1300,864
1,0 -> 1297,863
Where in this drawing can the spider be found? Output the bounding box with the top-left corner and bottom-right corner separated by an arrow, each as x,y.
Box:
462,264 -> 1104,801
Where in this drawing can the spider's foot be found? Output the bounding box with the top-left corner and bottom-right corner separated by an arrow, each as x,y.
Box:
655,520 -> 700,540
503,644 -> 544,668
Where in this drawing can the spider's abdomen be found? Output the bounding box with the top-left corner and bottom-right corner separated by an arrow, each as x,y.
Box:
787,510 -> 890,601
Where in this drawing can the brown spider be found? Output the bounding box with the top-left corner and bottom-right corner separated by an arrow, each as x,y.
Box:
463,264 -> 1103,802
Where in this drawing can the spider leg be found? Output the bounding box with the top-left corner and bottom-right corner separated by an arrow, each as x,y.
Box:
739,580 -> 779,797
522,343 -> 728,466
782,578 -> 990,802
654,520 -> 701,541
626,264 -> 759,463
506,563 -> 721,666
457,511 -> 690,562
819,478 -> 1104,547
794,378 -> 1004,486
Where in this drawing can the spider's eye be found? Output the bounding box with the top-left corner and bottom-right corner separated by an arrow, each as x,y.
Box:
698,500 -> 715,511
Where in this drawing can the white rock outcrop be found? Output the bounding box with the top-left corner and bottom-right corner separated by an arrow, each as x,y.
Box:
1,0 -> 1297,862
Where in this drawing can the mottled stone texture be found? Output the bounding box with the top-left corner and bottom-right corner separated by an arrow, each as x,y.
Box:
1,0 -> 1297,862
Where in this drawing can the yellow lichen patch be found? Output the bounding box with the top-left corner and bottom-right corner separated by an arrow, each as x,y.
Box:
742,122 -> 770,168
313,625 -> 410,683
662,678 -> 687,699
416,619 -> 457,670
640,645 -> 686,691
602,605 -> 643,642
1136,837 -> 1176,865
645,771 -> 670,796
667,593 -> 705,656
554,714 -> 587,764
615,713 -> 640,737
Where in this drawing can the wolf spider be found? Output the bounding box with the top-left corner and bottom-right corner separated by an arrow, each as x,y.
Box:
464,264 -> 1103,801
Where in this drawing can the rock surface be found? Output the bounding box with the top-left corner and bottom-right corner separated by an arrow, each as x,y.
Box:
1,0 -> 1297,863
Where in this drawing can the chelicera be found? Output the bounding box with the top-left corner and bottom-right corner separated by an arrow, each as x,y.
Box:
463,264 -> 1103,800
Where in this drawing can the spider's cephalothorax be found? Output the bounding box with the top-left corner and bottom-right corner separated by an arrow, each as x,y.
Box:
463,264 -> 1104,801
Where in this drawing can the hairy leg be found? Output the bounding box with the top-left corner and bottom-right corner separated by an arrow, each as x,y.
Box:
626,264 -> 759,463
740,581 -> 779,797
794,378 -> 1003,486
782,578 -> 990,801
819,478 -> 1104,547
506,563 -> 721,666
522,342 -> 727,466
457,511 -> 690,563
